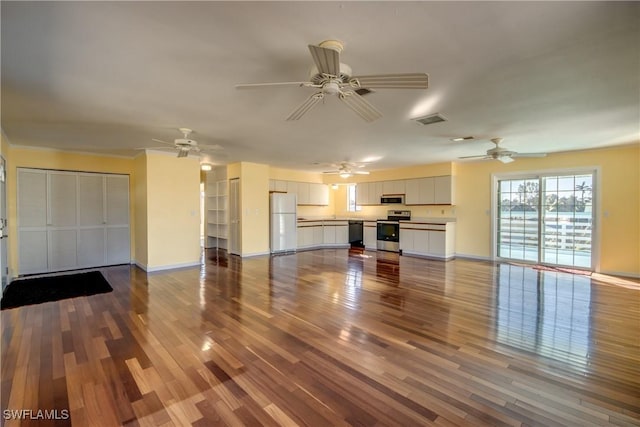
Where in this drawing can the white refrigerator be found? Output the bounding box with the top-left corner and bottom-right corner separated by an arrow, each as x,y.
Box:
270,193 -> 297,253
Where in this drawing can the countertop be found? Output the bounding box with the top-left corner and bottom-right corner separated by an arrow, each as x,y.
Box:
297,217 -> 456,223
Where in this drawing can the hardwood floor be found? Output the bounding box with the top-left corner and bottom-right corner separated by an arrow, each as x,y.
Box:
2,249 -> 639,426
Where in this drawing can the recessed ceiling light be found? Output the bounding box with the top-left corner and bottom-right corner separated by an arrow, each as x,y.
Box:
450,136 -> 475,142
200,163 -> 213,171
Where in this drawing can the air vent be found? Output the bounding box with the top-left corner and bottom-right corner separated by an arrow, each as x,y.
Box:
354,88 -> 373,96
450,136 -> 475,142
413,113 -> 447,126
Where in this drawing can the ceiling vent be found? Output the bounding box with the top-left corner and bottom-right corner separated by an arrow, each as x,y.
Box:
450,136 -> 475,142
414,113 -> 447,126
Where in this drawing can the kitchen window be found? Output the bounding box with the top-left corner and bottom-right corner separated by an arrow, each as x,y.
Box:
347,184 -> 361,212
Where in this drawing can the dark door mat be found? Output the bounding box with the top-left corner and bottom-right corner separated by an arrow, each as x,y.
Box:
1,271 -> 113,310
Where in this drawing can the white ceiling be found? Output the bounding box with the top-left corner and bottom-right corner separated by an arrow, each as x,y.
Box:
2,1 -> 639,172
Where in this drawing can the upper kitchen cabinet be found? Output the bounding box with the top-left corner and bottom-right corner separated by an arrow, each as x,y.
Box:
405,175 -> 454,205
382,180 -> 405,195
434,175 -> 454,205
308,183 -> 329,206
356,181 -> 383,205
269,179 -> 328,205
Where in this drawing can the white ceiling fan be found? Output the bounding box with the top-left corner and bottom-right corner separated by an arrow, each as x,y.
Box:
322,162 -> 371,178
236,40 -> 429,122
147,128 -> 223,158
458,138 -> 547,163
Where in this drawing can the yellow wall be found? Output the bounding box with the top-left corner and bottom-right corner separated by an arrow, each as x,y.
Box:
240,162 -> 270,256
455,144 -> 639,276
144,152 -> 201,269
133,154 -> 148,267
5,146 -> 135,277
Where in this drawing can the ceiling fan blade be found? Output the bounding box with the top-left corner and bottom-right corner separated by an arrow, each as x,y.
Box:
349,73 -> 429,89
286,92 -> 324,121
235,82 -> 312,89
511,153 -> 547,158
151,138 -> 174,145
322,171 -> 340,175
353,171 -> 370,175
339,90 -> 382,122
308,44 -> 340,77
458,155 -> 489,159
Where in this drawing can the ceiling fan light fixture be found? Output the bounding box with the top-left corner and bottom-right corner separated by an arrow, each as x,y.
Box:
339,172 -> 352,179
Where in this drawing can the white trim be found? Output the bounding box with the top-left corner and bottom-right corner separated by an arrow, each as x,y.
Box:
491,167 -> 599,270
138,260 -> 202,273
240,250 -> 271,258
9,144 -> 134,159
597,270 -> 640,279
454,253 -> 493,262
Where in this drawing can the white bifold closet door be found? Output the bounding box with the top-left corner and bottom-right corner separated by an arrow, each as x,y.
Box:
17,169 -> 130,275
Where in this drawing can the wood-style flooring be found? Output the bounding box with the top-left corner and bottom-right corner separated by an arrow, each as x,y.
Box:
2,249 -> 639,426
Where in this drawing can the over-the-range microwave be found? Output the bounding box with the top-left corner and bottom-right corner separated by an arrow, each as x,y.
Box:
380,195 -> 404,205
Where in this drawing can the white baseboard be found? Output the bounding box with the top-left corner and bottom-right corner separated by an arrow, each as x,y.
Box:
241,251 -> 271,258
137,260 -> 202,273
454,253 -> 493,261
597,270 -> 640,279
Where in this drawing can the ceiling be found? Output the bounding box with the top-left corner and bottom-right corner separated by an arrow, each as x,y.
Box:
2,2 -> 639,172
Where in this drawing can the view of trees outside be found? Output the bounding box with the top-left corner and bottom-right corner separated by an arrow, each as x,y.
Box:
499,176 -> 592,213
497,174 -> 593,267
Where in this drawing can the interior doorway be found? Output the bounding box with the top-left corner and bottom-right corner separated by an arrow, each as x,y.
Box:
495,171 -> 595,269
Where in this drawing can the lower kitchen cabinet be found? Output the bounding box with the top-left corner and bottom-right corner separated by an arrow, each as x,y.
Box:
363,221 -> 377,250
399,222 -> 455,260
297,220 -> 350,250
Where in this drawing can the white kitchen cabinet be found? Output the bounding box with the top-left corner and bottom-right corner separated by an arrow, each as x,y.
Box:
335,224 -> 349,244
399,228 -> 413,252
323,225 -> 336,244
309,183 -> 329,205
428,230 -> 446,257
363,221 -> 377,250
434,175 -> 453,204
17,169 -> 130,274
286,181 -> 298,197
399,221 -> 455,260
356,182 -> 368,206
405,177 -> 435,205
368,181 -> 383,204
382,180 -> 405,195
275,180 -> 287,192
404,179 -> 420,205
297,222 -> 323,249
297,182 -> 310,205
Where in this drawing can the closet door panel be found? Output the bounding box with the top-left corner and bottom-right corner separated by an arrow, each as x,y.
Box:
17,169 -> 47,227
106,175 -> 129,225
48,229 -> 77,270
78,228 -> 106,267
18,230 -> 48,274
79,174 -> 105,226
49,172 -> 77,227
106,227 -> 130,264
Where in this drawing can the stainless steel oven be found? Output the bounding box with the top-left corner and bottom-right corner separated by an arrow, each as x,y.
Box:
376,210 -> 411,252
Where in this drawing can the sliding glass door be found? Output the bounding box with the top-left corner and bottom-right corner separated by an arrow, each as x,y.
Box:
496,171 -> 594,269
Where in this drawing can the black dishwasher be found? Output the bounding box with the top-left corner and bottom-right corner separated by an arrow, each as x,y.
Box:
348,220 -> 364,248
